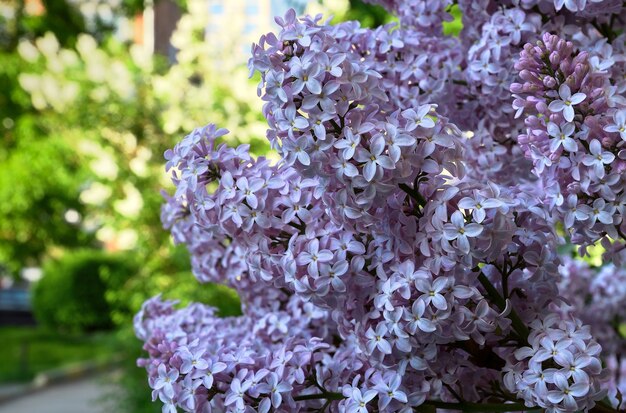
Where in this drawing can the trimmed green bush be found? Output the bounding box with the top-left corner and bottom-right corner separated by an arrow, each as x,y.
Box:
32,249 -> 137,332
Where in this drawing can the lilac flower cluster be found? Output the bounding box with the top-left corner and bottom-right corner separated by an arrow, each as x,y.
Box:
135,1 -> 626,412
512,33 -> 626,261
506,312 -> 607,411
557,258 -> 626,409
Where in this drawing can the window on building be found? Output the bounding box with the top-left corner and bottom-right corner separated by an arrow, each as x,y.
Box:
245,4 -> 259,15
243,22 -> 256,34
210,2 -> 224,14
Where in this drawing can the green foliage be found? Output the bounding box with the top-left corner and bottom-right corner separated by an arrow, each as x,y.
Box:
32,249 -> 139,332
338,0 -> 395,27
0,133 -> 93,275
443,4 -> 463,36
105,243 -> 241,326
0,326 -> 118,383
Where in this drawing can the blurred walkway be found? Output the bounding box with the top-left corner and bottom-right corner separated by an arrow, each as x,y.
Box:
0,375 -> 116,413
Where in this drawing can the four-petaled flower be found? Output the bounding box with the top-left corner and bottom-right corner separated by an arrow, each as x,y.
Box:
547,122 -> 577,153
191,359 -> 227,390
296,239 -> 334,277
603,109 -> 626,141
443,211 -> 484,254
154,364 -> 179,398
402,105 -> 435,131
582,139 -> 614,178
372,373 -> 408,410
345,387 -> 377,413
365,323 -> 392,354
547,373 -> 590,411
548,84 -> 586,122
354,135 -> 395,182
256,372 -> 293,409
225,378 -> 253,410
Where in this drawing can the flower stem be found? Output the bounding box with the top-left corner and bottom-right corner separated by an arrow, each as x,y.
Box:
477,272 -> 530,346
293,391 -> 343,402
399,183 -> 427,208
421,400 -> 541,412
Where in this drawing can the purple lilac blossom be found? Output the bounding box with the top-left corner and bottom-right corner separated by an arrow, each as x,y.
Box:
135,2 -> 626,412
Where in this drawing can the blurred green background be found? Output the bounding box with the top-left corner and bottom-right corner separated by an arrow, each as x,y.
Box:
0,0 -> 404,412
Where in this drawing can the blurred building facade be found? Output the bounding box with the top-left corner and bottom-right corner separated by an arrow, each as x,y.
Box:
137,0 -> 306,63
205,0 -> 306,63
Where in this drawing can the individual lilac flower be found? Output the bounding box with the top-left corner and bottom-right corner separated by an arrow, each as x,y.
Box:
334,128 -> 361,160
179,375 -> 202,411
374,278 -> 402,311
548,84 -> 586,122
345,387 -> 377,413
282,19 -> 317,47
365,323 -> 392,354
239,205 -> 271,230
415,277 -> 449,310
236,176 -> 264,209
547,122 -> 577,153
221,202 -> 243,226
330,232 -> 366,259
267,314 -> 290,335
582,139 -> 614,178
380,123 -> 414,163
372,373 -> 408,410
578,198 -> 614,226
603,84 -> 626,108
558,352 -> 592,383
290,61 -> 322,94
296,239 -> 334,277
256,372 -> 292,409
442,211 -> 483,254
318,52 -> 345,77
178,347 -> 208,374
529,145 -> 553,173
504,9 -> 534,44
192,359 -> 227,389
281,197 -> 312,224
523,366 -> 553,399
302,81 -> 340,112
158,392 -> 177,413
457,194 -> 501,223
181,159 -> 208,192
317,260 -> 349,292
265,71 -> 287,102
307,109 -> 335,141
404,299 -> 436,333
463,300 -> 497,335
603,109 -> 626,141
553,0 -> 585,12
278,105 -> 309,138
354,135 -> 395,182
547,373 -> 590,410
533,337 -> 572,366
154,364 -> 179,398
285,135 -> 312,166
402,105 -> 435,131
561,194 -> 589,228
284,176 -> 317,203
225,378 -> 252,411
470,49 -> 499,80
331,156 -> 359,178
219,171 -> 237,202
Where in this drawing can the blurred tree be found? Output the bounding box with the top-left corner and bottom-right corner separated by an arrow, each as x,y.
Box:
341,0 -> 393,27
32,249 -> 139,332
